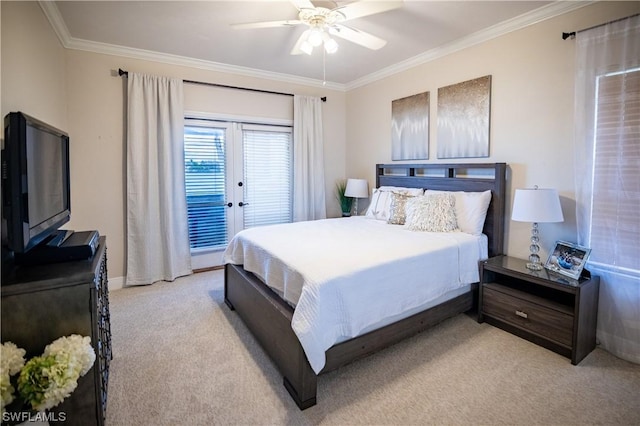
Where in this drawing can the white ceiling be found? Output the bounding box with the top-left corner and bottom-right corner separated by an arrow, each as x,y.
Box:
45,1 -> 583,89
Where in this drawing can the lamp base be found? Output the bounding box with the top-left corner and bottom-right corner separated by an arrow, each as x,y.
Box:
526,223 -> 543,271
526,262 -> 543,271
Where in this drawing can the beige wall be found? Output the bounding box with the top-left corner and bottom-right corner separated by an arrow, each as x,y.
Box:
346,1 -> 640,261
1,1 -> 67,129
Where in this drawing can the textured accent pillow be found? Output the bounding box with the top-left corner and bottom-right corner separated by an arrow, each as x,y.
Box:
365,186 -> 424,221
405,193 -> 459,232
387,192 -> 414,225
425,190 -> 492,235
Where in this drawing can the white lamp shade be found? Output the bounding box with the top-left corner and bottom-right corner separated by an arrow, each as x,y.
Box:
345,179 -> 369,198
512,188 -> 564,223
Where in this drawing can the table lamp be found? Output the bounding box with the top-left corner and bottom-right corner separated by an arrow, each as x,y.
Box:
345,179 -> 369,216
511,186 -> 564,270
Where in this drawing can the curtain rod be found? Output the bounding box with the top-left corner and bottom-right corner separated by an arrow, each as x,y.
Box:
117,69 -> 326,102
562,13 -> 639,40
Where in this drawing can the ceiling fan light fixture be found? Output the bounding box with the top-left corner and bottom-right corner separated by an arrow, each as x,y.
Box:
323,34 -> 338,54
234,1 -> 399,58
308,28 -> 324,46
324,40 -> 338,54
300,40 -> 314,55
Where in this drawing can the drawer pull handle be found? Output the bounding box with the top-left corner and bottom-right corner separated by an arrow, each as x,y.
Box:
515,310 -> 528,319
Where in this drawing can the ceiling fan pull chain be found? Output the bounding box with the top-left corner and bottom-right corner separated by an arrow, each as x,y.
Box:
323,48 -> 327,86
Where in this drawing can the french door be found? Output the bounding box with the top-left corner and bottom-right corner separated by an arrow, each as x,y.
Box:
184,117 -> 292,268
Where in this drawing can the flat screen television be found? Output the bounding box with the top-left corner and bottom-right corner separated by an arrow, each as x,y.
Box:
2,112 -> 71,253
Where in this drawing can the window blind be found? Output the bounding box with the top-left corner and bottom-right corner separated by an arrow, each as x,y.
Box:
591,68 -> 640,271
242,125 -> 293,228
184,125 -> 228,250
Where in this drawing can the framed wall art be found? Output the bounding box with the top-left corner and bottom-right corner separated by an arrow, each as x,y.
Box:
437,75 -> 491,159
391,91 -> 429,160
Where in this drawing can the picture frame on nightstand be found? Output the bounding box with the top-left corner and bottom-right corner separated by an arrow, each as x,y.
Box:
545,240 -> 591,280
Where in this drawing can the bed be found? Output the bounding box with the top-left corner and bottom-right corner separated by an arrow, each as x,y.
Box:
224,163 -> 506,409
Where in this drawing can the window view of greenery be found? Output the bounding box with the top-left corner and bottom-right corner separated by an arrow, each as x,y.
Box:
184,126 -> 227,250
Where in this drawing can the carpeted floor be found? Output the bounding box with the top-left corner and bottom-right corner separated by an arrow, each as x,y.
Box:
106,270 -> 640,425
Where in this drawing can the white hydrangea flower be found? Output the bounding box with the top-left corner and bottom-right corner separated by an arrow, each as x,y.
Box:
1,342 -> 26,375
1,342 -> 26,416
36,354 -> 79,411
44,335 -> 96,377
17,335 -> 96,412
1,371 -> 15,416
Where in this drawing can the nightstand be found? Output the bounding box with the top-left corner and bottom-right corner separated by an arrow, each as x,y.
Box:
478,255 -> 599,365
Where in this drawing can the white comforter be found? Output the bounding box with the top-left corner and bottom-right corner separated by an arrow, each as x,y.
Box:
223,216 -> 486,373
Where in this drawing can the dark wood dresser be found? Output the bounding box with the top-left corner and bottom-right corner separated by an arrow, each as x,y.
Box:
478,255 -> 599,365
1,236 -> 111,425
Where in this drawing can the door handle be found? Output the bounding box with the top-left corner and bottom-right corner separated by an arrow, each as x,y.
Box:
515,310 -> 528,319
227,202 -> 233,207
238,202 -> 249,207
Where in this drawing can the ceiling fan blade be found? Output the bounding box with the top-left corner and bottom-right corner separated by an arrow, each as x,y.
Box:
231,20 -> 302,30
290,29 -> 312,55
333,0 -> 403,21
330,24 -> 387,50
290,0 -> 315,11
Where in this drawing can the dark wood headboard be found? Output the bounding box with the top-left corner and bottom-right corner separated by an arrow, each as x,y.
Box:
376,163 -> 506,257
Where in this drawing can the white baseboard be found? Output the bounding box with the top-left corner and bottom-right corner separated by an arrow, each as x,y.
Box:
108,276 -> 125,291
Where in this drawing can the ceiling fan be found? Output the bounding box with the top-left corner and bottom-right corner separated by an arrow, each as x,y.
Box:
231,0 -> 403,55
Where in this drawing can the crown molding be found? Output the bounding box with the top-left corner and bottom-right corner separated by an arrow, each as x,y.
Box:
38,1 -> 345,92
40,1 -> 591,93
67,37 -> 346,91
345,1 -> 594,90
38,0 -> 72,46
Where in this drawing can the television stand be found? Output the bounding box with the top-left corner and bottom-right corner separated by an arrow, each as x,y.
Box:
1,236 -> 111,425
14,230 -> 100,265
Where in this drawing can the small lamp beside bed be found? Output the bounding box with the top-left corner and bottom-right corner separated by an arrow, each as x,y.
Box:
511,186 -> 564,270
345,178 -> 369,216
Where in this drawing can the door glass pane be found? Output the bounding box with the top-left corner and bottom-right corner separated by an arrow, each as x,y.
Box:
243,126 -> 293,228
184,125 -> 227,250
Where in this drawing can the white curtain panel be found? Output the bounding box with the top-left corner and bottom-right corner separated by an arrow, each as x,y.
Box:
574,15 -> 639,363
293,95 -> 327,221
126,73 -> 192,285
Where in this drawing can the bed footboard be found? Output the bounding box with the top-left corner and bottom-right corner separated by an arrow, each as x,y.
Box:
225,264 -> 476,410
224,264 -> 317,409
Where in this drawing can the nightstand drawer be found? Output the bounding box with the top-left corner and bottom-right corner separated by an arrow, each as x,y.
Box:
483,285 -> 573,347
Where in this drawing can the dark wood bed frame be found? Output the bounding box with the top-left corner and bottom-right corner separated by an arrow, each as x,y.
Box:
224,163 -> 506,409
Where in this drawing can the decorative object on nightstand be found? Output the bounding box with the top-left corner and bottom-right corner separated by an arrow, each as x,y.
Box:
545,240 -> 591,280
345,179 -> 369,216
511,186 -> 564,270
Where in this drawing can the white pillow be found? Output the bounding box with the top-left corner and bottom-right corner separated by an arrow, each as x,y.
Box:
405,193 -> 459,232
365,186 -> 424,221
425,189 -> 492,235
